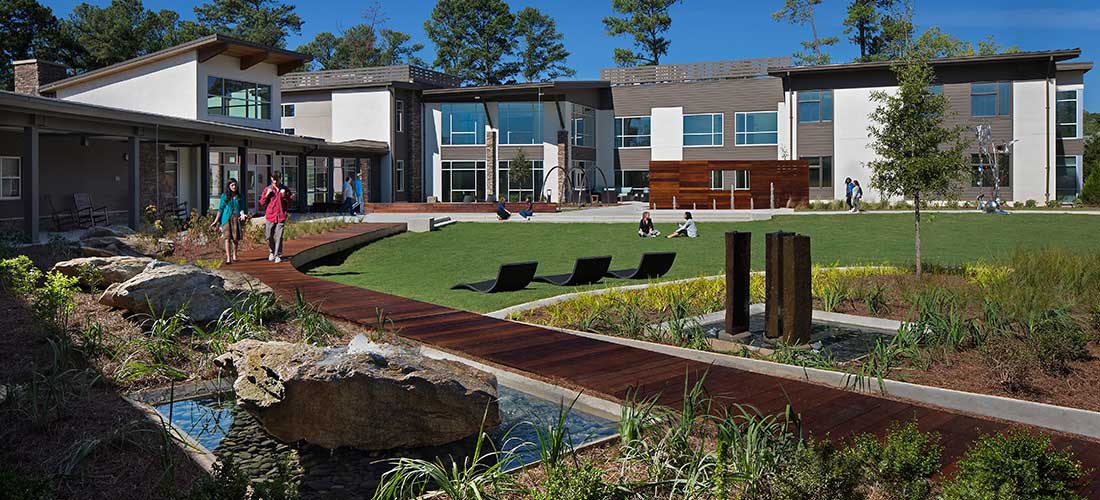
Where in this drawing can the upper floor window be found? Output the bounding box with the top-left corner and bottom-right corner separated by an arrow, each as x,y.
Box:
971,82 -> 1011,117
441,103 -> 486,145
396,100 -> 405,133
281,103 -> 295,117
395,160 -> 405,192
798,90 -> 833,123
684,113 -> 723,146
710,170 -> 749,190
207,77 -> 271,120
0,157 -> 20,200
735,112 -> 778,146
499,102 -> 542,144
1056,90 -> 1080,138
281,128 -> 295,135
615,116 -> 651,148
571,105 -> 596,147
802,156 -> 833,188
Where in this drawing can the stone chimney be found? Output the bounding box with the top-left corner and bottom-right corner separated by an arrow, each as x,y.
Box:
13,59 -> 70,96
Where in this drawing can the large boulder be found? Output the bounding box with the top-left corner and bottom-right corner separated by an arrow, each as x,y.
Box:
213,269 -> 274,298
214,336 -> 501,451
52,256 -> 154,286
98,263 -> 233,322
79,236 -> 147,258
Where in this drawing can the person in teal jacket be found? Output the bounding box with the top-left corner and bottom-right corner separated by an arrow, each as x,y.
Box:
209,178 -> 247,264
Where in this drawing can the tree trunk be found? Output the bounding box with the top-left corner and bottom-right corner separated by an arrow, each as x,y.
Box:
914,193 -> 922,276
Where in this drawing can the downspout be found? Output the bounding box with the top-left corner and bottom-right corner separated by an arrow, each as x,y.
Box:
1045,56 -> 1052,202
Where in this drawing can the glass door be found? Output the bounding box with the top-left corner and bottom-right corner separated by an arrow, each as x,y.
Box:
247,152 -> 272,213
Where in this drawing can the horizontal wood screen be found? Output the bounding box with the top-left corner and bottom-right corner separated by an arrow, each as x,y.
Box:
649,160 -> 810,210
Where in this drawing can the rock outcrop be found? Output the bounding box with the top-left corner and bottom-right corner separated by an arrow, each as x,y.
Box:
52,256 -> 154,286
214,336 -> 501,451
98,263 -> 233,322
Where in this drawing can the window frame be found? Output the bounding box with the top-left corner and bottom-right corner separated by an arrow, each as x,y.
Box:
497,159 -> 545,201
395,100 -> 405,133
797,90 -> 833,123
281,103 -> 295,117
498,102 -> 543,145
0,157 -> 21,201
441,103 -> 487,146
734,111 -> 779,146
970,81 -> 1012,117
206,76 -> 272,121
1055,155 -> 1080,202
281,128 -> 295,135
395,160 -> 405,192
440,160 -> 486,202
571,105 -> 596,147
801,156 -> 834,188
683,113 -> 724,147
614,116 -> 652,149
709,170 -> 750,190
1056,89 -> 1081,139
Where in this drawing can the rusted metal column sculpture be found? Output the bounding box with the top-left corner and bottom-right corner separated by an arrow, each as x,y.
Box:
764,231 -> 812,344
725,231 -> 751,334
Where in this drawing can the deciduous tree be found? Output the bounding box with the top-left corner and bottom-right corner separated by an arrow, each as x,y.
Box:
515,7 -> 574,82
866,53 -> 970,275
602,0 -> 680,67
772,0 -> 838,66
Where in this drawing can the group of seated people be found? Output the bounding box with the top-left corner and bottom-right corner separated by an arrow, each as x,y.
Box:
639,211 -> 697,239
496,198 -> 535,221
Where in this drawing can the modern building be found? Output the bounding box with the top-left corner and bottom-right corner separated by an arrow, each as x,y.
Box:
0,34 -> 1090,242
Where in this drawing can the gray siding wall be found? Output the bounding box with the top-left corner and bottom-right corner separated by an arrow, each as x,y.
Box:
942,82 -> 1015,201
573,146 -> 596,161
498,145 -> 544,162
615,148 -> 650,171
441,146 -> 486,161
797,122 -> 833,156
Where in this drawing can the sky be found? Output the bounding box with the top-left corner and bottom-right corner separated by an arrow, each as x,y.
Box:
41,0 -> 1100,110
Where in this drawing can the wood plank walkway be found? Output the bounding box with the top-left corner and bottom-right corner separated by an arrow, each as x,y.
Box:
226,223 -> 1100,495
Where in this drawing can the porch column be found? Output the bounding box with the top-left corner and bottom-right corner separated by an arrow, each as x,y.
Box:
22,126 -> 39,243
199,143 -> 211,214
485,130 -> 497,200
238,146 -> 249,211
326,156 -> 335,205
128,136 -> 140,229
298,153 -> 308,212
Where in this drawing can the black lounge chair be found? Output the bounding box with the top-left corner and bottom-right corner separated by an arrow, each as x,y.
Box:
451,261 -> 539,293
534,256 -> 613,286
606,252 -> 677,280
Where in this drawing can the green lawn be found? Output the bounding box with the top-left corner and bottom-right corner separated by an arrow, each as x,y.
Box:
305,213 -> 1100,313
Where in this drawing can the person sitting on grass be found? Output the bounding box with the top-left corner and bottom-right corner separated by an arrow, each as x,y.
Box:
518,197 -> 535,220
496,199 -> 512,220
638,211 -> 660,237
667,211 -> 697,238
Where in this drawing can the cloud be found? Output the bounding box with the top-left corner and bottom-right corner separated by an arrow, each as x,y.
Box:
921,8 -> 1100,31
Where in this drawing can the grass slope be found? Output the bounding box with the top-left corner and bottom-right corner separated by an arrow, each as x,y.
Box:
306,213 -> 1099,312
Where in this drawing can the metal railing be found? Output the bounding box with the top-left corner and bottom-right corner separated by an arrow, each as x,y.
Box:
281,65 -> 462,90
600,57 -> 791,86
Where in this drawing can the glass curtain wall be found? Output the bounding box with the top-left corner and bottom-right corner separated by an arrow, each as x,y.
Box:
497,160 -> 544,201
441,161 -> 486,202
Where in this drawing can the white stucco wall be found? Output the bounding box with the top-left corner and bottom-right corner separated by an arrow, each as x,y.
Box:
197,54 -> 283,131
650,107 -> 684,161
778,92 -> 795,160
281,94 -> 333,140
1011,79 -> 1055,202
833,86 -> 896,202
329,88 -> 392,142
541,103 -> 561,202
425,104 -> 442,200
56,51 -> 199,119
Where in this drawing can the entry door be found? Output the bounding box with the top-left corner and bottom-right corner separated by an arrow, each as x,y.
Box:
247,152 -> 272,213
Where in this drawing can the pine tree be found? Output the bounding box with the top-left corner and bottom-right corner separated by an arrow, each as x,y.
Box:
64,0 -> 181,71
515,7 -> 574,82
0,0 -> 77,90
602,0 -> 680,67
192,0 -> 303,48
1080,169 -> 1100,206
424,0 -> 518,86
772,0 -> 838,66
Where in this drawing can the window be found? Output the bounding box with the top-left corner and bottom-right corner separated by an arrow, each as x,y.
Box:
802,156 -> 833,188
207,77 -> 271,120
798,90 -> 833,123
735,112 -> 778,145
396,100 -> 404,133
395,160 -> 405,192
441,161 -> 486,202
683,113 -> 723,146
1056,90 -> 1080,138
615,116 -> 651,148
277,156 -> 300,210
441,103 -> 486,145
930,85 -> 944,95
0,157 -> 20,200
970,153 -> 1011,188
1056,156 -> 1080,202
208,151 -> 238,210
971,82 -> 1011,117
281,103 -> 295,117
618,170 -> 649,189
281,128 -> 295,135
499,102 -> 542,144
498,159 -> 545,201
709,170 -> 750,190
571,105 -> 596,147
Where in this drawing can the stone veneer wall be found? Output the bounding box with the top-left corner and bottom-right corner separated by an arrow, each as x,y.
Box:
13,60 -> 69,96
556,130 -> 569,202
408,91 -> 423,202
359,157 -> 371,203
138,143 -> 178,214
485,130 -> 497,199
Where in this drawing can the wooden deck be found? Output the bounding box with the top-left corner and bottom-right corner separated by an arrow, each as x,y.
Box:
226,223 -> 1100,494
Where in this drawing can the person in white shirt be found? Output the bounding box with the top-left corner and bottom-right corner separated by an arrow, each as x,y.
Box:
667,211 -> 698,238
850,180 -> 864,213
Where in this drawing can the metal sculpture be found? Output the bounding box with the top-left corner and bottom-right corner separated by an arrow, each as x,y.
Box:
974,124 -> 1016,215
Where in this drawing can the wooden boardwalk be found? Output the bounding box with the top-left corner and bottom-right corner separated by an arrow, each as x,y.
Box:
227,223 -> 1100,494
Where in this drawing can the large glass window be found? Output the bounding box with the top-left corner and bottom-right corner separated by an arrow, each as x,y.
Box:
571,105 -> 596,147
1057,90 -> 1080,138
207,77 -> 271,120
971,82 -> 1012,117
735,112 -> 778,145
802,156 -> 833,188
710,170 -> 749,190
798,90 -> 833,123
306,157 -> 329,206
618,170 -> 649,189
281,104 -> 295,117
683,113 -> 723,146
0,157 -> 20,200
970,153 -> 1011,188
277,155 -> 300,211
441,161 -> 486,202
615,116 -> 651,148
208,151 -> 238,210
441,103 -> 486,145
1056,156 -> 1080,202
498,102 -> 542,144
498,159 -> 545,201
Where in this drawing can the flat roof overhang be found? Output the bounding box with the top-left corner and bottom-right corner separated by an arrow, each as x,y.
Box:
0,91 -> 387,156
420,81 -> 610,102
768,49 -> 1082,77
40,34 -> 312,94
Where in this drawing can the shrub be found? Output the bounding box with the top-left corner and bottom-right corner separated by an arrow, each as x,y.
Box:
1025,309 -> 1089,375
941,429 -> 1085,500
852,420 -> 942,500
1025,199 -> 1037,208
1081,169 -> 1100,205
31,271 -> 80,331
0,255 -> 41,295
982,337 -> 1035,393
535,461 -> 620,500
767,439 -> 865,500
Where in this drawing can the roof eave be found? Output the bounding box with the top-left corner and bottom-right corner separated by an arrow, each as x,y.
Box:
768,49 -> 1083,76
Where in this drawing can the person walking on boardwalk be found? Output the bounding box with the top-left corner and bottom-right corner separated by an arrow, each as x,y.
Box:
210,178 -> 247,264
260,171 -> 294,263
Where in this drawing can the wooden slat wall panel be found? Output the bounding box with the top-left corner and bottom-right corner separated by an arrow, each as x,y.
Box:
649,160 -> 810,210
